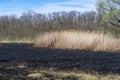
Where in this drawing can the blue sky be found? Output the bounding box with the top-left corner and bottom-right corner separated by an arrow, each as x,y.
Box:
0,0 -> 97,16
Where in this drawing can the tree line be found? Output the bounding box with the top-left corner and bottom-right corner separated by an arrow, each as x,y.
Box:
0,10 -> 104,40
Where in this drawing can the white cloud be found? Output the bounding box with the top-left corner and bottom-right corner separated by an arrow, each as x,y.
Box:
0,0 -> 97,16
33,0 -> 97,14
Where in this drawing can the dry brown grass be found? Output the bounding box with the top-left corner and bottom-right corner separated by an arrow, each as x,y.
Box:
27,70 -> 120,80
34,30 -> 120,52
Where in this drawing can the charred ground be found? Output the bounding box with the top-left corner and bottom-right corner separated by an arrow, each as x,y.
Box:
0,43 -> 120,80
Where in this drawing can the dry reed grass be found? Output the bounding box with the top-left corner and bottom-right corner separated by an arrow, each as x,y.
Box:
34,30 -> 120,52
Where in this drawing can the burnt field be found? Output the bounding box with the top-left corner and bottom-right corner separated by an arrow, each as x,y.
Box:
0,43 -> 120,80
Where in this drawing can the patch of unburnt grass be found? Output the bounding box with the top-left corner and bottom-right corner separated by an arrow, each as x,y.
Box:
35,30 -> 120,52
27,70 -> 120,80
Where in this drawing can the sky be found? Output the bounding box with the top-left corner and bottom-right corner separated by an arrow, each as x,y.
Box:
0,0 -> 97,16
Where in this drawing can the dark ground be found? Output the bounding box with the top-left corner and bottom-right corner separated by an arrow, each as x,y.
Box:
0,43 -> 120,80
